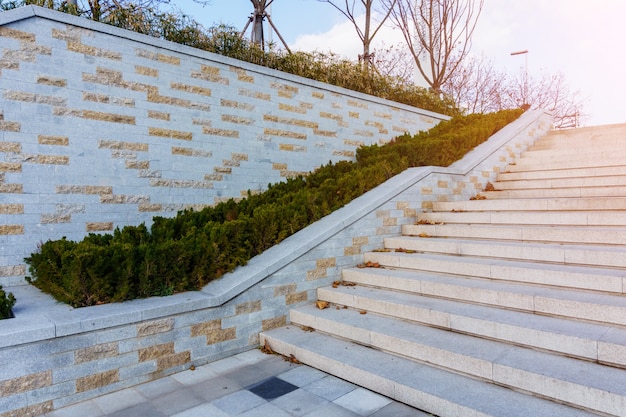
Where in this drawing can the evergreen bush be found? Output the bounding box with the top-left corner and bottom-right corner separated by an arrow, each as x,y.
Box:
0,285 -> 16,319
25,109 -> 523,307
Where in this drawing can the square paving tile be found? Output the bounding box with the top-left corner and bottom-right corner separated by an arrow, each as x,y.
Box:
170,403 -> 230,417
333,388 -> 392,416
247,376 -> 299,401
238,402 -> 294,417
278,366 -> 327,387
271,388 -> 329,416
150,388 -> 205,416
211,389 -> 267,415
301,402 -> 361,417
302,375 -> 357,401
222,364 -> 273,387
370,401 -> 431,417
91,388 -> 146,414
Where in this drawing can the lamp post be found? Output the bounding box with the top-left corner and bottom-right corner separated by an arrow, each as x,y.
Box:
510,50 -> 529,108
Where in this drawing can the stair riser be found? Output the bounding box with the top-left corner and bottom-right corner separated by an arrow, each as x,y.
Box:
289,309 -> 626,416
315,288 -> 604,363
497,165 -> 626,181
433,197 -> 626,212
483,186 -> 626,199
404,224 -> 626,246
342,269 -> 626,327
363,252 -> 626,294
494,176 -> 626,190
417,211 -> 626,226
384,236 -> 626,269
506,157 -> 626,172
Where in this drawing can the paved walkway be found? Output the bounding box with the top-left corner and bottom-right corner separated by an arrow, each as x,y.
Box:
39,349 -> 431,417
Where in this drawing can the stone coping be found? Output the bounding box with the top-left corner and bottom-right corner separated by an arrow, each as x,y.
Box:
0,109 -> 551,349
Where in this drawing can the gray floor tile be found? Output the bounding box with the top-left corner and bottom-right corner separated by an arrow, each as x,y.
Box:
333,388 -> 392,416
370,401 -> 433,417
150,388 -> 205,416
171,365 -> 220,386
133,376 -> 185,399
45,400 -> 104,417
238,402 -> 294,417
302,375 -> 357,401
170,403 -> 231,417
278,366 -> 327,387
222,364 -> 274,387
105,401 -> 166,417
302,402 -> 361,417
189,375 -> 244,402
271,388 -> 329,416
254,355 -> 301,375
211,389 -> 266,415
92,388 -> 146,414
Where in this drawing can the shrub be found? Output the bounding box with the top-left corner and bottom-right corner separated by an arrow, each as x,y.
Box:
0,285 -> 16,319
25,109 -> 523,307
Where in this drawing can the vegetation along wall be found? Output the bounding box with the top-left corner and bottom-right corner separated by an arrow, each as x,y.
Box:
0,6 -> 447,286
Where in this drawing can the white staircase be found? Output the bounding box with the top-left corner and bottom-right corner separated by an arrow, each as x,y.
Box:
261,124 -> 626,417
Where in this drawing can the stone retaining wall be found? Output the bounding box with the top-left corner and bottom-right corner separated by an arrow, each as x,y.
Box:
0,110 -> 553,417
0,6 -> 446,286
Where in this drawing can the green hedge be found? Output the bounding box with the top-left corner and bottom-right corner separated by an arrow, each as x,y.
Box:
0,285 -> 16,319
25,109 -> 523,307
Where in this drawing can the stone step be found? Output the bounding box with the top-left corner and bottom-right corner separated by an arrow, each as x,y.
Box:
505,155 -> 626,172
518,149 -> 626,168
341,267 -> 626,327
417,210 -> 626,226
362,251 -> 626,294
481,185 -> 626,199
383,236 -> 626,269
496,165 -> 626,182
494,172 -> 626,189
404,223 -> 626,246
314,285 -> 626,367
260,326 -> 598,417
286,305 -> 626,415
432,197 -> 626,213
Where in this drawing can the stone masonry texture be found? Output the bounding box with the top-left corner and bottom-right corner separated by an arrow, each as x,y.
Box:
0,7 -> 445,286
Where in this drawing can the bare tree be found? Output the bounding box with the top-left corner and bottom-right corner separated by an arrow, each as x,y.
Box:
441,53 -> 506,113
371,41 -> 414,82
505,69 -> 586,128
317,0 -> 397,67
384,0 -> 484,93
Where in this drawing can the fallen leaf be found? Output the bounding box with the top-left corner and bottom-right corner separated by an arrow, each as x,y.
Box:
261,341 -> 274,355
301,325 -> 315,332
332,281 -> 340,288
189,365 -> 196,371
359,310 -> 367,315
418,233 -> 431,238
316,300 -> 329,310
288,354 -> 300,364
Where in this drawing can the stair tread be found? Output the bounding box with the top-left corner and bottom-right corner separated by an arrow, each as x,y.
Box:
364,251 -> 626,293
342,267 -> 626,314
317,285 -> 626,364
291,303 -> 626,398
261,327 -> 597,417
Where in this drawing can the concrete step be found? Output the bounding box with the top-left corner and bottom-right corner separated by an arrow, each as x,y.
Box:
494,173 -> 626,189
505,155 -> 626,172
432,197 -> 626,213
383,236 -> 626,269
314,285 -> 626,367
286,304 -> 626,415
362,251 -> 626,294
341,267 -> 626,327
496,165 -> 626,182
260,326 -> 598,417
404,223 -> 626,246
481,185 -> 626,199
417,210 -> 626,226
518,149 -> 626,168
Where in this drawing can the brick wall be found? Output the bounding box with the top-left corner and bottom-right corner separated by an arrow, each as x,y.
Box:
0,6 -> 446,286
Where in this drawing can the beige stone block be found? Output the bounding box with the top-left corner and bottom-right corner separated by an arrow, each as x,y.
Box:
344,246 -> 360,256
0,184 -> 23,193
312,91 -> 324,99
347,99 -> 367,109
75,342 -> 119,364
37,155 -> 69,165
0,163 -> 21,172
82,110 -> 134,124
191,319 -> 222,337
313,129 -> 337,137
137,318 -> 174,337
238,88 -> 270,100
263,114 -> 318,129
156,351 -> 190,371
353,129 -> 374,137
0,401 -> 53,417
286,291 -> 308,304
236,300 -> 262,315
67,42 -> 121,60
138,342 -> 175,362
41,213 -> 71,224
76,369 -> 119,393
279,143 -> 306,152
262,315 -> 287,331
274,283 -> 297,297
0,371 -> 51,397
0,142 -> 21,153
206,328 -> 236,345
38,135 -> 68,146
221,98 -> 254,111
348,111 -> 359,118
0,265 -> 25,277
316,258 -> 336,268
135,65 -> 158,77
203,127 -> 239,138
0,225 -> 24,235
86,222 -> 113,232
148,127 -> 192,141
222,114 -> 253,125
148,110 -> 169,120
37,76 -> 66,87
374,111 -> 392,120
306,269 -> 326,281
171,82 -> 211,97
0,27 -> 36,41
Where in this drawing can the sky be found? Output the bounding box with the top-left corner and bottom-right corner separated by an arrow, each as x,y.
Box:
171,0 -> 626,127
